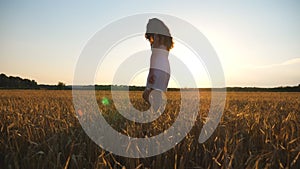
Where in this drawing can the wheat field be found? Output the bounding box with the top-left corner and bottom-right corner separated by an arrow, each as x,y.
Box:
0,90 -> 299,169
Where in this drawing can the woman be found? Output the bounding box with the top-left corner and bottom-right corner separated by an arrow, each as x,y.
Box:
143,18 -> 174,111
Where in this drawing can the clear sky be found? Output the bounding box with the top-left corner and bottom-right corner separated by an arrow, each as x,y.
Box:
1,0 -> 299,87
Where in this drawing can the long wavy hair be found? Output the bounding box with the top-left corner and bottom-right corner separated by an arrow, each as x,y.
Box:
145,33 -> 174,51
145,18 -> 174,51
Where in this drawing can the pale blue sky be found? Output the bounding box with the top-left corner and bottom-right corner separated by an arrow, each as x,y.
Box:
1,0 -> 299,87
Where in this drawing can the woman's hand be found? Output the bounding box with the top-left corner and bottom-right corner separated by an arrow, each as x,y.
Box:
143,88 -> 152,104
148,74 -> 156,84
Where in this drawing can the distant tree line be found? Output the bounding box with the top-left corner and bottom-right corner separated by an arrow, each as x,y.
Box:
0,73 -> 299,92
225,86 -> 300,92
0,73 -> 72,90
0,73 -> 38,89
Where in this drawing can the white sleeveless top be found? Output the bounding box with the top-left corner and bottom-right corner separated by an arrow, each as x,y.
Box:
146,48 -> 170,91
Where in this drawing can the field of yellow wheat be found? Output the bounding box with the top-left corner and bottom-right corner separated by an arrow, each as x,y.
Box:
0,90 -> 299,169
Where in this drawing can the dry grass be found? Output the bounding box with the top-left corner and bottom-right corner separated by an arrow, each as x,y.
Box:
0,90 -> 299,169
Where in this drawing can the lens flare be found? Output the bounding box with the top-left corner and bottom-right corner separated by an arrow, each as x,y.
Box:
101,97 -> 110,106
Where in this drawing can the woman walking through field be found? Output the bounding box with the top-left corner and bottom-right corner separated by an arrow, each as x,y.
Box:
143,18 -> 174,112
